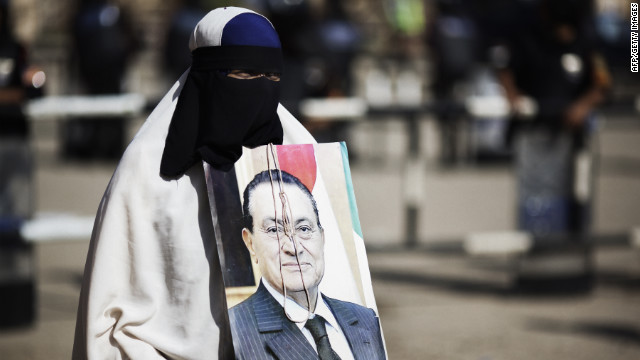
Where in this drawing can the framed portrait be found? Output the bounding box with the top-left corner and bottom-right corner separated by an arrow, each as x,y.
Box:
204,142 -> 387,359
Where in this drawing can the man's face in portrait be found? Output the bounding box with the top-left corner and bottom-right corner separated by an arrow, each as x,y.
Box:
242,182 -> 325,299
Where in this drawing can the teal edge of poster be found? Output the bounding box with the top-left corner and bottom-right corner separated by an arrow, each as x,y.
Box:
339,142 -> 363,238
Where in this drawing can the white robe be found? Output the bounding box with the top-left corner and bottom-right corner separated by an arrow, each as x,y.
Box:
72,71 -> 316,360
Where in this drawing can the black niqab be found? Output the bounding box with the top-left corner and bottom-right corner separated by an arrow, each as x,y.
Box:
160,45 -> 284,177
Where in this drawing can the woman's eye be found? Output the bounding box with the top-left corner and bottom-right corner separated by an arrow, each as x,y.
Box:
265,73 -> 281,81
228,71 -> 252,79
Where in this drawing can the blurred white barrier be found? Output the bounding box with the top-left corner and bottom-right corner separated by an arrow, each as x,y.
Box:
21,212 -> 94,243
464,231 -> 533,257
299,97 -> 367,120
25,93 -> 146,119
464,94 -> 538,119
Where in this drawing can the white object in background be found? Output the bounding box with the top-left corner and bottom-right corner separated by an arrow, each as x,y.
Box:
464,231 -> 533,257
396,70 -> 423,106
574,149 -> 592,203
365,68 -> 393,107
403,157 -> 425,207
299,97 -> 367,120
21,212 -> 95,242
465,95 -> 510,118
513,96 -> 538,119
631,227 -> 640,249
25,93 -> 146,119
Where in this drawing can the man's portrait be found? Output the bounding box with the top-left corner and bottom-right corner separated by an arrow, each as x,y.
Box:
203,142 -> 387,359
227,167 -> 387,360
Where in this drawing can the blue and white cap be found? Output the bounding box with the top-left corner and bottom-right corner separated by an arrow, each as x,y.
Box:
189,7 -> 281,49
188,7 -> 282,73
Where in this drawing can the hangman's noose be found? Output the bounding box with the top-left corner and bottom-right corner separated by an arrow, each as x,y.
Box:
266,143 -> 312,323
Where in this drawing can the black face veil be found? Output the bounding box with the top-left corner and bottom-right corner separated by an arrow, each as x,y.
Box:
160,45 -> 284,177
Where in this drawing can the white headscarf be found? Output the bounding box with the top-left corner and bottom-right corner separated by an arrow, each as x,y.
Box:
72,7 -> 315,360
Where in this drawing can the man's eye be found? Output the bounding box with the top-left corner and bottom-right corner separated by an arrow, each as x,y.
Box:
265,226 -> 284,234
296,226 -> 314,239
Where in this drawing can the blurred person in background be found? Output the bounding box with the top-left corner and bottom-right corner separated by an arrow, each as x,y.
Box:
263,0 -> 360,142
498,0 -> 610,141
163,0 -> 207,82
0,0 -> 38,328
0,0 -> 28,140
264,0 -> 359,110
427,0 -> 478,166
495,0 -> 611,287
64,0 -> 139,160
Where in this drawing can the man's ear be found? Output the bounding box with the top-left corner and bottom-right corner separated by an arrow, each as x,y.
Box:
242,228 -> 257,262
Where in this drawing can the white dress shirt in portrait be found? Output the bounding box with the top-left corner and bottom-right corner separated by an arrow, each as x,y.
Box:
263,279 -> 355,360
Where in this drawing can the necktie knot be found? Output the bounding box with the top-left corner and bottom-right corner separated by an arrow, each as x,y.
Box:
305,315 -> 329,341
304,315 -> 342,360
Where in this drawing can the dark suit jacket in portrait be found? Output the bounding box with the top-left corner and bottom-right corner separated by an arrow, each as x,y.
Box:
228,282 -> 386,360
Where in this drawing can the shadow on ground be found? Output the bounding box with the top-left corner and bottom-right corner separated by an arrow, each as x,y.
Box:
526,317 -> 640,346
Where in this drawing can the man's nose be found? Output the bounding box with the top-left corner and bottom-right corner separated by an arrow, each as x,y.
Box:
281,235 -> 303,256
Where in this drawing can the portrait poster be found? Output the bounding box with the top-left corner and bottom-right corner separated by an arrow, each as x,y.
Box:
204,142 -> 387,359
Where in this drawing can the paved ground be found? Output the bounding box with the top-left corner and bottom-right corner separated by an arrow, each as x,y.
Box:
0,115 -> 639,359
370,246 -> 640,360
1,240 -> 639,359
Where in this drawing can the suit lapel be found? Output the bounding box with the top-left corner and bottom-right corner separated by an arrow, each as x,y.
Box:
324,296 -> 376,360
252,285 -> 317,360
265,320 -> 317,360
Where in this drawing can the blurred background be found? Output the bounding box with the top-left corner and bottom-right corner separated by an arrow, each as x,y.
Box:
1,0 -> 639,358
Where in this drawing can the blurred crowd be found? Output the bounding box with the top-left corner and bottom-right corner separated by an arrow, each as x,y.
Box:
3,0 -> 635,159
4,0 -> 638,121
